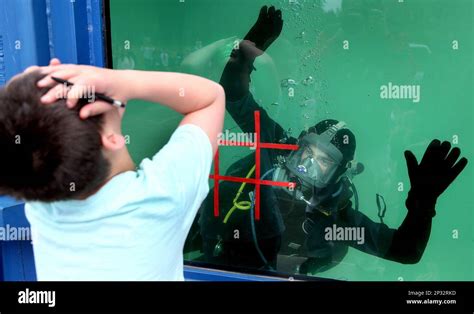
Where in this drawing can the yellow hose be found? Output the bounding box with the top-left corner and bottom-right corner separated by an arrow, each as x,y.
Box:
223,165 -> 256,224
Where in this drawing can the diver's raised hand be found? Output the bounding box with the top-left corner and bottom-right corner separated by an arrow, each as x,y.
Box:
404,140 -> 468,216
244,5 -> 283,52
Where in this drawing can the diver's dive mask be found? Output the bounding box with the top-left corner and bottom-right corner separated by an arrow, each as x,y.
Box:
273,122 -> 347,201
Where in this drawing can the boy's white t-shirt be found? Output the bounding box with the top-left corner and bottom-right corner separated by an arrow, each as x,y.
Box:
25,124 -> 213,281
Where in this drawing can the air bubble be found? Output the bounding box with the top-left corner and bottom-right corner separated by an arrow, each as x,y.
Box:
297,31 -> 306,39
290,0 -> 302,11
301,97 -> 316,107
281,78 -> 298,88
302,76 -> 315,85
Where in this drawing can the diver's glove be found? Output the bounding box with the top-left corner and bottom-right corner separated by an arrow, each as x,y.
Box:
243,5 -> 283,52
404,139 -> 468,218
222,6 -> 283,101
229,6 -> 283,67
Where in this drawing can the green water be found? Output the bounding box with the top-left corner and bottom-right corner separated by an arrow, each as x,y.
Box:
109,0 -> 473,281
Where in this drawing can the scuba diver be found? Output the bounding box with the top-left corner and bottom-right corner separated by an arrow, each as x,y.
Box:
195,6 -> 468,274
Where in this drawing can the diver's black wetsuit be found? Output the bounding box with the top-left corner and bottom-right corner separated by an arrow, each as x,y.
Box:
198,91 -> 287,269
197,43 -> 434,273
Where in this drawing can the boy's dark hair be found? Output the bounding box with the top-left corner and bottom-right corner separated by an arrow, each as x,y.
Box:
0,71 -> 110,201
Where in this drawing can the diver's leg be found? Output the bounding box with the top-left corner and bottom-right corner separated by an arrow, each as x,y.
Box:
258,235 -> 282,269
226,236 -> 281,270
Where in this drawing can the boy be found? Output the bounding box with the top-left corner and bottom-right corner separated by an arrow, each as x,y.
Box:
0,59 -> 225,280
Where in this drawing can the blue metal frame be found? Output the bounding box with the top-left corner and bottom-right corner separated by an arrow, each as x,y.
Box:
0,196 -> 35,281
47,0 -> 105,67
0,0 -> 105,85
0,0 -> 50,85
184,266 -> 286,282
0,0 -> 106,281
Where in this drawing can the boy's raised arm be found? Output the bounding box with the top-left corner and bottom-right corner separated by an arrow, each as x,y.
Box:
124,70 -> 225,154
37,65 -> 225,154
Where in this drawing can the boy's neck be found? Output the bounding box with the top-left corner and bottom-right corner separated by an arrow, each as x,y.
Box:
108,149 -> 136,178
76,151 -> 136,200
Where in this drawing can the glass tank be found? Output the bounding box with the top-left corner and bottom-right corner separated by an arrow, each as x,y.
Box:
108,0 -> 473,281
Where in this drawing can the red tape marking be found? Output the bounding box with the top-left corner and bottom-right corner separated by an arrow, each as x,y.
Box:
213,149 -> 219,217
211,110 -> 299,220
209,175 -> 294,188
255,111 -> 261,220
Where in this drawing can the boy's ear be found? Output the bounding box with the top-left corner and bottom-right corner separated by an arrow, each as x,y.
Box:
101,132 -> 126,151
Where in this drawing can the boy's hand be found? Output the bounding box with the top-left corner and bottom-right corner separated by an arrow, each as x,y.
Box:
22,58 -> 62,74
36,63 -> 129,119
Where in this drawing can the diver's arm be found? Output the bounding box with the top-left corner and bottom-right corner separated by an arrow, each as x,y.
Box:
220,51 -> 285,142
387,140 -> 467,262
219,43 -> 256,102
343,207 -> 395,258
383,200 -> 433,263
220,5 -> 282,102
352,140 -> 467,263
220,6 -> 286,142
345,205 -> 432,263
